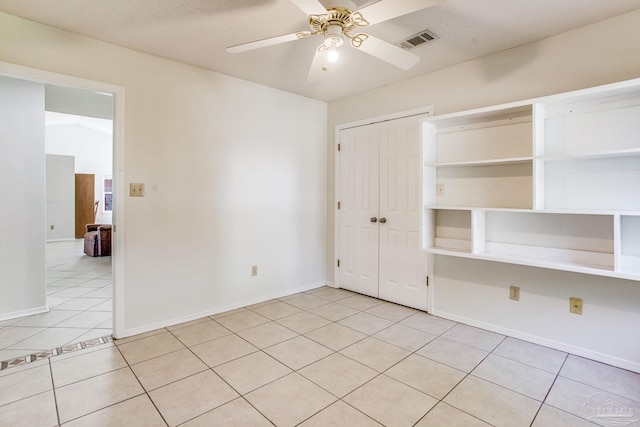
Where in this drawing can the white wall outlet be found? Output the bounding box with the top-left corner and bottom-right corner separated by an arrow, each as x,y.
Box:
251,265 -> 258,276
509,285 -> 520,301
130,183 -> 145,197
436,183 -> 445,197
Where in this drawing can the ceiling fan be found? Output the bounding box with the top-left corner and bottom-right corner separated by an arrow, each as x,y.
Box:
226,0 -> 443,81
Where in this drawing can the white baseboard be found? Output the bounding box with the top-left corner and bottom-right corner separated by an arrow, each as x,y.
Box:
432,309 -> 640,374
0,305 -> 49,322
120,281 -> 327,339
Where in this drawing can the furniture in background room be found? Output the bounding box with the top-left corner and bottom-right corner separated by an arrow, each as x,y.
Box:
75,173 -> 95,238
84,224 -> 112,257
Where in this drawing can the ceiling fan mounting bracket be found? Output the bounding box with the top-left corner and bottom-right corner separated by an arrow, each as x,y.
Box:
308,7 -> 368,39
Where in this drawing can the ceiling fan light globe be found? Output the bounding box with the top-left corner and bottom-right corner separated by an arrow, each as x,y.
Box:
327,49 -> 339,63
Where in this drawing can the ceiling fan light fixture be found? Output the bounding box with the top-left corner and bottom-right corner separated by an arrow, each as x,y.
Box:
322,24 -> 344,63
323,39 -> 342,63
327,45 -> 339,63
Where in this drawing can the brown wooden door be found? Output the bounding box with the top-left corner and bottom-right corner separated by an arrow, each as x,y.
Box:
75,174 -> 95,238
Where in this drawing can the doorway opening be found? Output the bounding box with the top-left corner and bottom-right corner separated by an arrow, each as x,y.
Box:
0,64 -> 124,365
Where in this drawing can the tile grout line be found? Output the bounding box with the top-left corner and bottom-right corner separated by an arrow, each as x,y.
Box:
163,291 -> 384,425
164,325 -> 286,425
422,334 -> 506,425
112,343 -> 171,427
336,315 -> 468,426
47,358 -> 62,426
53,349 -> 167,426
246,292 -> 391,426
527,352 -> 569,427
278,294 -> 454,425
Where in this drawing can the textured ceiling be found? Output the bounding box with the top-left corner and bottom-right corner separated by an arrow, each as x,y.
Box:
1,0 -> 640,101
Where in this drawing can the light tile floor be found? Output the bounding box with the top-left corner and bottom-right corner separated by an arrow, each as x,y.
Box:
0,240 -> 112,364
1,286 -> 639,426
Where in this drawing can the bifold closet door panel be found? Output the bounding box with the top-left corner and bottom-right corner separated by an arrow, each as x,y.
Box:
378,118 -> 428,310
338,126 -> 380,297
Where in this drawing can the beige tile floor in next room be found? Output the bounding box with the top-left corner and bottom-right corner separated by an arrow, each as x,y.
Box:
0,240 -> 112,363
1,282 -> 640,425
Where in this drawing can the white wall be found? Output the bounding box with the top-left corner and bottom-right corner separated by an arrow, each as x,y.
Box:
328,9 -> 640,371
0,11 -> 327,335
46,154 -> 75,241
46,113 -> 114,225
0,75 -> 46,319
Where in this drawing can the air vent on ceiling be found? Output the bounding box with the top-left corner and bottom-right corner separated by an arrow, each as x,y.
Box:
399,29 -> 439,50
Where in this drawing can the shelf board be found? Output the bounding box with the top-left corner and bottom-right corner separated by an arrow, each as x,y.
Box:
425,102 -> 533,129
535,209 -> 640,216
429,246 -> 470,254
539,148 -> 640,161
425,248 -> 640,281
426,157 -> 533,168
425,206 -> 533,212
424,206 -> 640,216
425,206 -> 475,211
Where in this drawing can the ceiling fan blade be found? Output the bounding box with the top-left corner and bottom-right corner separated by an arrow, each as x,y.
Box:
226,31 -> 311,53
289,0 -> 327,16
355,34 -> 420,70
357,0 -> 444,26
307,45 -> 328,82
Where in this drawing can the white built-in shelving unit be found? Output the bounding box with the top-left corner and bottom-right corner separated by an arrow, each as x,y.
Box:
422,79 -> 640,281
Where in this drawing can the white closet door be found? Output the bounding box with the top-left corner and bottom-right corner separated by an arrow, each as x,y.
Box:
378,117 -> 428,310
338,115 -> 429,309
338,125 -> 380,297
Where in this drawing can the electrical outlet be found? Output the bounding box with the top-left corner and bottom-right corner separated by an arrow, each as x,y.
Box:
570,297 -> 583,315
436,183 -> 445,197
130,183 -> 145,197
251,265 -> 258,276
509,285 -> 520,301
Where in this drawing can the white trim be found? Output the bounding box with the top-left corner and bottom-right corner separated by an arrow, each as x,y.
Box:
120,281 -> 326,338
427,253 -> 436,313
0,61 -> 126,339
0,305 -> 49,322
334,106 -> 435,131
431,308 -> 640,373
334,106 -> 435,290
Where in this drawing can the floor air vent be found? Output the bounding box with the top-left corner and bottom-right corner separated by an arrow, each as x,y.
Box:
399,30 -> 438,49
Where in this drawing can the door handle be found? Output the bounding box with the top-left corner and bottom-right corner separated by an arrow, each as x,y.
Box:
379,217 -> 387,224
370,217 -> 378,223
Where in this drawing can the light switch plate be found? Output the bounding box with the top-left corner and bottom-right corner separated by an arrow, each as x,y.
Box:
130,183 -> 145,197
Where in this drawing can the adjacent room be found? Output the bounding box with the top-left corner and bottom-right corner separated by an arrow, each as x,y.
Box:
0,78 -> 114,362
0,0 -> 639,425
